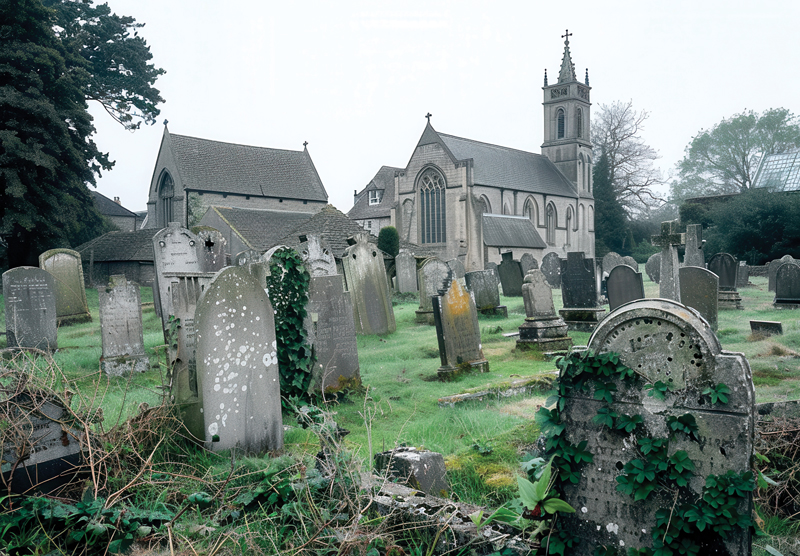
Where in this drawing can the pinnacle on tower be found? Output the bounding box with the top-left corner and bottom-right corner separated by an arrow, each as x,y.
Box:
585,68 -> 590,86
544,69 -> 548,86
558,29 -> 577,84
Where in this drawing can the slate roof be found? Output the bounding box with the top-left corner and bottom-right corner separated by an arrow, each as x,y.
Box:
168,132 -> 328,201
91,191 -> 137,218
75,229 -> 159,262
437,131 -> 579,198
348,166 -> 401,220
207,206 -> 315,253
482,214 -> 547,249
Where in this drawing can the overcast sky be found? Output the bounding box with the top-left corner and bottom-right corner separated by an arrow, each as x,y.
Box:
89,0 -> 800,214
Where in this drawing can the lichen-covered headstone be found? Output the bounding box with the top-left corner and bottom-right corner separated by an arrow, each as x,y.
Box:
517,270 -> 571,352
679,266 -> 719,331
192,226 -> 228,272
298,235 -> 337,277
195,266 -> 283,453
153,223 -> 202,329
606,264 -> 645,311
497,252 -> 524,296
342,233 -> 396,335
684,224 -> 705,268
432,279 -> 488,376
415,258 -> 450,324
38,248 -> 91,325
651,220 -> 684,302
558,299 -> 754,555
98,275 -> 148,375
395,250 -> 418,293
645,252 -> 661,284
540,252 -> 562,288
775,262 -> 800,308
2,267 -> 57,351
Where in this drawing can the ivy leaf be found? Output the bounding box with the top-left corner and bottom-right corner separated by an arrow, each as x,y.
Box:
592,407 -> 616,429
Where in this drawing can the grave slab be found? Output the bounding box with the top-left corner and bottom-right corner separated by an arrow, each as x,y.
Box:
708,253 -> 743,309
39,248 -> 91,325
750,320 -> 783,336
497,252 -> 524,296
774,262 -> 800,308
432,279 -> 488,377
559,252 -> 605,331
517,270 -> 572,352
540,252 -> 562,288
395,250 -> 418,293
679,266 -> 719,331
465,269 -> 506,317
374,447 -> 449,497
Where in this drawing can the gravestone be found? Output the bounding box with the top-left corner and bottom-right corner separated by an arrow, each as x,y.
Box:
750,320 -> 783,336
519,253 -> 538,276
559,298 -> 755,555
622,256 -> 638,271
769,255 -> 796,292
432,278 -> 488,377
1,394 -> 81,494
395,250 -> 418,293
774,262 -> 800,308
497,252 -> 524,296
342,233 -> 396,335
38,248 -> 91,325
307,274 -> 361,393
645,252 -> 661,284
98,275 -> 148,376
606,264 -> 645,311
446,258 -> 466,282
192,226 -> 228,272
298,234 -> 337,277
601,252 -> 624,274
540,252 -> 562,288
153,223 -> 202,329
516,270 -> 572,352
234,249 -> 262,267
683,224 -> 705,268
374,447 -> 448,496
679,266 -> 719,331
708,253 -> 743,310
464,269 -> 507,317
651,220 -> 684,301
195,265 -> 283,453
2,267 -> 57,351
736,261 -> 749,288
559,252 -> 605,331
416,258 -> 451,324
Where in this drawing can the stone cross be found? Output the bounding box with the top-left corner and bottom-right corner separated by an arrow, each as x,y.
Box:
425,112 -> 432,122
651,220 -> 685,302
562,29 -> 572,42
683,224 -> 705,268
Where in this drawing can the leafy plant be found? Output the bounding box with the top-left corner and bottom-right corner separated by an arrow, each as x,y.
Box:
666,414 -> 700,440
644,380 -> 669,400
702,383 -> 730,405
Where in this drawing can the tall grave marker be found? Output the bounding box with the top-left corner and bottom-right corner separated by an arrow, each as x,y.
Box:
38,248 -> 91,325
98,275 -> 148,375
650,220 -> 684,302
679,266 -> 719,331
559,252 -> 605,331
394,250 -> 418,293
416,258 -> 450,324
708,253 -> 743,310
2,267 -> 57,351
683,223 -> 705,268
342,233 -> 396,335
432,279 -> 488,377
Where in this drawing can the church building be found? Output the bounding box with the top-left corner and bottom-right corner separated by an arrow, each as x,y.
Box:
349,32 -> 595,271
144,126 -> 328,229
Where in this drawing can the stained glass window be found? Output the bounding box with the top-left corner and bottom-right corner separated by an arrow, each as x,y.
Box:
419,169 -> 446,244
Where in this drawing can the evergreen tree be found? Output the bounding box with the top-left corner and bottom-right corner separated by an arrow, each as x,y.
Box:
377,226 -> 400,258
593,148 -> 628,255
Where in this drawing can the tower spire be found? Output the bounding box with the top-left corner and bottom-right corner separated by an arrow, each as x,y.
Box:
558,29 -> 577,83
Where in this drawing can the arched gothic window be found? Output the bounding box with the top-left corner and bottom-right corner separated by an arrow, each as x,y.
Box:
578,154 -> 584,192
546,203 -> 556,245
566,207 -> 573,246
576,108 -> 583,138
158,171 -> 175,227
479,195 -> 492,214
579,204 -> 585,231
418,168 -> 446,244
589,205 -> 595,232
523,197 -> 538,226
586,157 -> 592,193
557,109 -> 565,139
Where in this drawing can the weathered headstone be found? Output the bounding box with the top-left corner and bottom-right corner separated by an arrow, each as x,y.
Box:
307,274 -> 360,393
541,252 -> 563,288
298,234 -> 337,277
683,224 -> 705,268
192,226 -> 228,272
342,233 -> 396,335
774,262 -> 800,308
708,253 -> 743,309
395,250 -> 418,293
98,275 -> 148,376
497,252 -> 524,296
432,278 -> 488,377
645,252 -> 661,284
736,261 -> 749,288
622,256 -> 639,271
517,270 -> 572,352
601,251 -> 624,274
153,223 -> 202,329
651,220 -> 684,301
374,447 -> 448,496
2,267 -> 57,351
464,269 -> 507,317
416,258 -> 451,324
679,266 -> 719,331
559,252 -> 605,331
38,248 -> 91,325
446,258 -> 466,283
195,265 -> 283,453
520,253 -> 538,276
750,320 -> 783,336
769,255 -> 796,292
606,264 -> 645,311
559,298 -> 755,555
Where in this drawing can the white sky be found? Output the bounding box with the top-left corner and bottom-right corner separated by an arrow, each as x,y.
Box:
89,0 -> 800,214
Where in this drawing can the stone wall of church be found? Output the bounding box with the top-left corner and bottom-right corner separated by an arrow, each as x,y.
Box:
186,191 -> 324,227
354,217 -> 391,237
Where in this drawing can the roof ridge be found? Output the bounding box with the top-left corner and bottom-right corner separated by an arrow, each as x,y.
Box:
170,133 -> 305,154
438,132 -> 544,157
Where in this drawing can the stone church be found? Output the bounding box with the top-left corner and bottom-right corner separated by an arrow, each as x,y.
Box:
349,33 -> 595,271
144,125 -> 329,229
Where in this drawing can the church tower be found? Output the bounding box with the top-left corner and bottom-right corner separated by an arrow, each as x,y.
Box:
541,31 -> 593,195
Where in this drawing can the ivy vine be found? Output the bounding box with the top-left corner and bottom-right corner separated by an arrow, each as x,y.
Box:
265,248 -> 314,406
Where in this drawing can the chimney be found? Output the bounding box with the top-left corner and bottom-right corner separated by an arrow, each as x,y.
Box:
113,197 -> 121,205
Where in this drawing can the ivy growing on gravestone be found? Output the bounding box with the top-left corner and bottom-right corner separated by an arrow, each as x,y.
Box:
266,248 -> 314,406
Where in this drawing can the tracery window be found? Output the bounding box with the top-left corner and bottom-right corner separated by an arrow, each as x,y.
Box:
546,203 -> 556,245
418,168 -> 446,244
557,109 -> 565,139
158,171 -> 174,227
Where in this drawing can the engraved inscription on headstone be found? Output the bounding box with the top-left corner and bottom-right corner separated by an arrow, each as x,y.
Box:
2,267 -> 58,351
153,223 -> 202,330
98,275 -> 148,376
38,248 -> 91,325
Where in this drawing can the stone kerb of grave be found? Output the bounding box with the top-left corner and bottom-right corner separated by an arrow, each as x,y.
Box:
540,252 -> 562,288
432,278 -> 488,377
464,269 -> 507,318
645,252 -> 661,283
605,264 -> 645,311
516,270 -> 572,352
342,233 -> 396,335
38,248 -> 91,325
707,253 -> 743,310
415,258 -> 451,324
152,223 -> 203,327
98,275 -> 149,376
774,262 -> 800,308
195,265 -> 283,453
2,267 -> 58,351
192,226 -> 228,272
557,298 -> 754,555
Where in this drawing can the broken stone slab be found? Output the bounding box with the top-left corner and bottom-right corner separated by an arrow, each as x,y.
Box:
437,374 -> 556,408
374,447 -> 449,497
750,320 -> 783,337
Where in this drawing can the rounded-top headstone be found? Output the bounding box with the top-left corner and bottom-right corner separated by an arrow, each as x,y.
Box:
775,262 -> 800,304
601,252 -> 624,274
707,253 -> 738,291
540,252 -> 562,288
622,256 -> 638,271
645,252 -> 661,283
520,253 -> 539,275
2,267 -> 58,351
418,258 -> 451,311
38,248 -> 90,324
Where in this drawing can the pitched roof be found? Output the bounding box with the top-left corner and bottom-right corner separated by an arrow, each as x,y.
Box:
437,131 -> 579,198
753,151 -> 800,191
347,166 -> 401,220
207,206 -> 315,253
91,191 -> 137,218
482,214 -> 547,249
75,229 -> 159,262
167,132 -> 328,201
